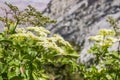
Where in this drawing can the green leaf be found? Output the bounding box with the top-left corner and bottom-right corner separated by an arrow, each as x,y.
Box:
0,40 -> 12,44
0,76 -> 3,80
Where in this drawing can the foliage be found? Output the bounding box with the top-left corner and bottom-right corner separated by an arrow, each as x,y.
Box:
0,2 -> 56,34
0,26 -> 79,80
0,3 -> 79,80
82,17 -> 120,80
1,2 -> 120,80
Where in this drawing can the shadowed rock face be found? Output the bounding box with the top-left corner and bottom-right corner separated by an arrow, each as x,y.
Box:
43,0 -> 120,63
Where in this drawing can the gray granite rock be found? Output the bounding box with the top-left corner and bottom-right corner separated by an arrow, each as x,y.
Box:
43,0 -> 120,63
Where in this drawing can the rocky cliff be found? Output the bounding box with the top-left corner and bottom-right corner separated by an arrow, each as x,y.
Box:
43,0 -> 120,63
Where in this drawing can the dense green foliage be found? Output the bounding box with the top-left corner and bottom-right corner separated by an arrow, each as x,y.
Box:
82,17 -> 120,80
0,3 -> 79,80
83,29 -> 120,80
0,26 -> 79,80
0,3 -> 120,80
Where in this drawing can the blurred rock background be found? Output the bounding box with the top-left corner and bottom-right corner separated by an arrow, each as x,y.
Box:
43,0 -> 120,63
0,0 -> 120,63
